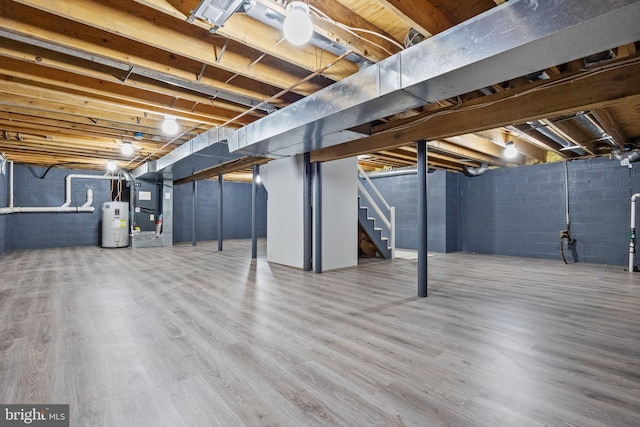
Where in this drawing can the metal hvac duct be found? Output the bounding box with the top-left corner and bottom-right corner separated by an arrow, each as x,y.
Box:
188,0 -> 247,32
613,149 -> 640,163
227,0 -> 640,157
243,0 -> 372,68
527,120 -> 588,156
132,0 -> 640,180
463,163 -> 489,177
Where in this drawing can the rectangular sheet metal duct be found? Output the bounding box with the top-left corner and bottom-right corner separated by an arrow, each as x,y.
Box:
133,0 -> 640,179
228,0 -> 640,157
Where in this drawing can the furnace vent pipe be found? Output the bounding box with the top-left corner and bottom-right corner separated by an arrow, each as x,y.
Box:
62,174 -> 124,208
629,193 -> 640,272
0,169 -> 127,215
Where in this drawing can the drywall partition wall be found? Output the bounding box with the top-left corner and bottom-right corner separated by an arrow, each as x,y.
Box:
261,155 -> 304,268
457,157 -> 640,266
8,165 -> 112,250
172,179 -> 267,243
0,165 -> 7,255
317,157 -> 358,270
368,170 -> 457,252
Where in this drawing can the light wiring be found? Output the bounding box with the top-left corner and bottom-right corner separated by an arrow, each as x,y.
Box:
308,4 -> 405,56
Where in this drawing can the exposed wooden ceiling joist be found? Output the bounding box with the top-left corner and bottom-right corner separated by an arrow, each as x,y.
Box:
590,108 -> 628,150
174,156 -> 271,185
311,60 -> 640,163
9,0 -> 330,95
0,1 -> 638,175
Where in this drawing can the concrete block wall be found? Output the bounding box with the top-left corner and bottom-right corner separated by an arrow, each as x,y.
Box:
172,179 -> 267,244
8,165 -> 113,250
458,157 -> 640,265
0,163 -> 8,255
368,170 -> 457,252
566,157 -> 640,265
445,172 -> 459,252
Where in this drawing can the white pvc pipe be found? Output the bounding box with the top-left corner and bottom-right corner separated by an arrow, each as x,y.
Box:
0,189 -> 95,214
0,170 -> 124,215
630,193 -> 640,271
9,160 -> 14,208
62,174 -> 119,208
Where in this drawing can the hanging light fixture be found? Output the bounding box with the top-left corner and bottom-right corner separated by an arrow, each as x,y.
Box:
106,161 -> 117,172
504,141 -> 518,159
121,141 -> 134,156
162,116 -> 179,135
283,1 -> 313,46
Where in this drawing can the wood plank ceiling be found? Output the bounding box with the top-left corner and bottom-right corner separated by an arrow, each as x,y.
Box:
0,0 -> 639,181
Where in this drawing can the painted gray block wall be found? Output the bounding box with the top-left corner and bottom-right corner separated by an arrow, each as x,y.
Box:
368,170 -> 457,252
458,157 -> 640,266
0,165 -> 7,255
8,165 -> 113,250
172,180 -> 267,244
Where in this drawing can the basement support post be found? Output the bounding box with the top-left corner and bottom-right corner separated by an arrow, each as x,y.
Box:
218,173 -> 223,252
314,161 -> 322,273
417,140 -> 428,297
192,180 -> 197,247
252,165 -> 259,259
303,153 -> 312,271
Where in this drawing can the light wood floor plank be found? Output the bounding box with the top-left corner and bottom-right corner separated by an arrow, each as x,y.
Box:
1,239 -> 639,426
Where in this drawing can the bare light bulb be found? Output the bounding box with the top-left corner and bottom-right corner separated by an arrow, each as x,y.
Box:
107,161 -> 117,172
121,142 -> 134,156
283,2 -> 313,46
504,141 -> 518,159
162,116 -> 179,135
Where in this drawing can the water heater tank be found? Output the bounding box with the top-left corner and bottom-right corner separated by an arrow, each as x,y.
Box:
102,201 -> 130,248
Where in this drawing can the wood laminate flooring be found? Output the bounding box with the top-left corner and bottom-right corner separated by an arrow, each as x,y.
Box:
1,239 -> 639,426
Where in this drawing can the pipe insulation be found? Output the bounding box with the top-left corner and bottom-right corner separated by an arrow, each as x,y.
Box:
629,193 -> 640,272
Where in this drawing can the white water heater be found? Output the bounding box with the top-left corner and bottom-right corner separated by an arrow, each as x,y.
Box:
102,201 -> 129,248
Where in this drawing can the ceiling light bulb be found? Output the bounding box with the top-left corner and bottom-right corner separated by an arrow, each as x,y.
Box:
162,116 -> 179,135
283,2 -> 313,46
121,142 -> 134,156
504,141 -> 518,159
107,161 -> 117,172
